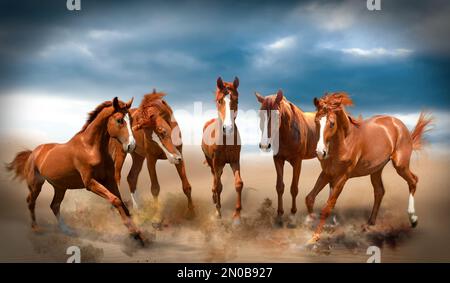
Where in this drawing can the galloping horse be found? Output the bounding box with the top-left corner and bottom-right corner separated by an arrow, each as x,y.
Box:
202,77 -> 243,224
6,97 -> 146,243
305,92 -> 433,243
255,90 -> 318,227
110,90 -> 193,225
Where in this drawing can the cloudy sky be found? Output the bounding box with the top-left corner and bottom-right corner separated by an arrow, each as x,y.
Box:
0,0 -> 449,148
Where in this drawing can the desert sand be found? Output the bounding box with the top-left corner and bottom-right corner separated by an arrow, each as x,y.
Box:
0,138 -> 449,263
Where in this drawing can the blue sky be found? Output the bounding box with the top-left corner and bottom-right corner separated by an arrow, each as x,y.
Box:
0,0 -> 449,147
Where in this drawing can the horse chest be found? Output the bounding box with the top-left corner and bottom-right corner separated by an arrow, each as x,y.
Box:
213,145 -> 240,164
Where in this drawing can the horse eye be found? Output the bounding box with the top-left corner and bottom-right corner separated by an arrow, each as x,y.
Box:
117,118 -> 124,124
330,121 -> 335,128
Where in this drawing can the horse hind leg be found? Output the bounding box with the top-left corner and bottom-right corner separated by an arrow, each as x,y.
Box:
367,169 -> 385,226
392,151 -> 419,227
50,187 -> 74,235
26,171 -> 44,232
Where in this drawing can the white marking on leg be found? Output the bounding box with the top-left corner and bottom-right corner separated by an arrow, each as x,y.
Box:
408,193 -> 418,223
131,192 -> 139,209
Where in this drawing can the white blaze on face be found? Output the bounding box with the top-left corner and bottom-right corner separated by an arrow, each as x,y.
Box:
259,112 -> 271,151
223,95 -> 233,135
151,132 -> 180,164
316,116 -> 327,158
124,114 -> 136,152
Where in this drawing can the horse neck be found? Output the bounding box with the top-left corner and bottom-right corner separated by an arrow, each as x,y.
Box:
82,107 -> 114,153
329,109 -> 352,153
279,102 -> 303,140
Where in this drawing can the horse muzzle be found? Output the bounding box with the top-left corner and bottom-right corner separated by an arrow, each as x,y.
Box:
167,152 -> 182,164
125,140 -> 136,153
259,142 -> 272,152
316,149 -> 328,160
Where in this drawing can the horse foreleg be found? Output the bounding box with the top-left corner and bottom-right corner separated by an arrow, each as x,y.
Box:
212,162 -> 224,218
230,161 -> 243,225
308,175 -> 347,244
287,159 -> 301,228
175,159 -> 194,216
274,156 -> 285,226
84,176 -> 144,244
112,145 -> 126,187
305,171 -> 330,221
127,153 -> 145,209
147,157 -> 162,226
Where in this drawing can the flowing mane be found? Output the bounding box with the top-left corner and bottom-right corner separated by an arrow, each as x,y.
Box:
138,90 -> 173,123
78,101 -> 113,133
321,92 -> 361,126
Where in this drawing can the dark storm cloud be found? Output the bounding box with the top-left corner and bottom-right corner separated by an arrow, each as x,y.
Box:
0,0 -> 449,113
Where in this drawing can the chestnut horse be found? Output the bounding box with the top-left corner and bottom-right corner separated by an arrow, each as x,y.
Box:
6,97 -> 146,243
110,90 -> 193,225
202,77 -> 243,224
305,92 -> 433,243
255,90 -> 318,227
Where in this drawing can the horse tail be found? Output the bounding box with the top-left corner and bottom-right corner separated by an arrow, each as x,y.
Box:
410,112 -> 434,151
5,150 -> 32,181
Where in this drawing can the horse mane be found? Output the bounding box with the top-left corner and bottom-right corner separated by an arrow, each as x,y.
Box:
78,101 -> 113,134
138,91 -> 173,123
321,92 -> 361,127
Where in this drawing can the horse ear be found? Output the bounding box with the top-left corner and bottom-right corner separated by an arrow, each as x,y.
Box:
313,97 -> 320,109
255,92 -> 265,104
275,89 -> 283,105
112,97 -> 120,111
233,76 -> 239,89
126,97 -> 134,109
217,77 -> 225,90
152,88 -> 157,94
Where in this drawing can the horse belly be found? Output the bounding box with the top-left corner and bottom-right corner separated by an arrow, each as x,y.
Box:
37,145 -> 84,189
351,126 -> 393,176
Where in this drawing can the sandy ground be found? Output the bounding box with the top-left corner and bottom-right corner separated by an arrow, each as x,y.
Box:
0,138 -> 449,263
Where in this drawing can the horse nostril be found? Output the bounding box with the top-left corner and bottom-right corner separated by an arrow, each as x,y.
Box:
259,143 -> 262,149
268,143 -> 271,149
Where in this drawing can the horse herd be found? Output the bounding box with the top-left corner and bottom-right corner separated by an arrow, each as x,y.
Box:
6,77 -> 433,246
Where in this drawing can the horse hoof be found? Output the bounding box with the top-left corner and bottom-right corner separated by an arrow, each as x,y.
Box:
60,224 -> 77,236
152,222 -> 162,230
132,232 -> 147,247
31,224 -> 42,233
306,234 -> 320,246
274,216 -> 283,227
232,217 -> 241,226
361,223 -> 373,233
409,214 -> 418,228
287,214 -> 297,229
304,214 -> 317,226
186,208 -> 196,220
